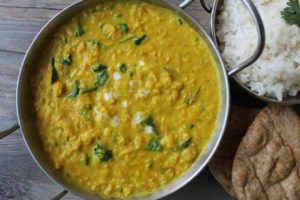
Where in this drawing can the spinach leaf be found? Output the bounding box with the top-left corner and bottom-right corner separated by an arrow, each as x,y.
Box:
140,116 -> 161,151
93,144 -> 113,162
163,66 -> 170,72
114,13 -> 123,19
61,54 -> 72,66
160,167 -> 168,173
86,39 -> 102,48
50,58 -> 58,85
96,71 -> 109,87
133,34 -> 147,45
188,124 -> 195,130
92,64 -> 107,73
140,115 -> 155,127
179,138 -> 192,150
118,34 -> 134,44
146,138 -> 161,152
67,80 -> 80,99
63,37 -> 68,44
177,18 -> 183,25
87,39 -> 96,45
81,70 -> 108,94
119,23 -> 129,34
185,87 -> 201,105
75,22 -> 85,36
140,115 -> 159,136
99,24 -> 106,35
82,154 -> 90,166
146,159 -> 154,169
119,64 -> 128,73
81,83 -> 98,94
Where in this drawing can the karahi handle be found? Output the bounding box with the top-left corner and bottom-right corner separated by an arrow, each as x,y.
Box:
179,0 -> 266,76
51,190 -> 68,200
0,124 -> 19,140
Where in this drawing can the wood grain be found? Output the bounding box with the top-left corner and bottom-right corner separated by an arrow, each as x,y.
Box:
0,0 -> 233,199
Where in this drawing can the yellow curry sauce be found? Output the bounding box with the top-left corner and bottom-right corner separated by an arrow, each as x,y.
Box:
30,0 -> 220,198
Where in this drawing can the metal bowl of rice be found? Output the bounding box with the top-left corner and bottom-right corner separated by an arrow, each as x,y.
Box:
202,0 -> 300,105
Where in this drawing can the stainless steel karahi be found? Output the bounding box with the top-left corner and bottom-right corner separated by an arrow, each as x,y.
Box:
0,0 -> 265,199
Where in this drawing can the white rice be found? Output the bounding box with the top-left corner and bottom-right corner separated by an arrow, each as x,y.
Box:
217,0 -> 300,101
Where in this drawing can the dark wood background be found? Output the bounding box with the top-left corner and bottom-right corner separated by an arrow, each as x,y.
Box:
0,0 -> 234,199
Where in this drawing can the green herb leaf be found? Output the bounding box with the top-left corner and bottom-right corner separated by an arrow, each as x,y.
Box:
119,64 -> 132,76
96,71 -> 109,87
146,138 -> 161,152
86,39 -> 96,45
81,83 -> 98,94
119,23 -> 129,34
187,124 -> 195,130
160,167 -> 168,173
50,58 -> 58,85
114,13 -> 123,19
177,18 -> 183,25
67,80 -> 80,99
146,159 -> 154,169
63,37 -> 68,44
82,154 -> 90,166
119,64 -> 128,73
118,34 -> 134,44
92,64 -> 107,73
133,34 -> 147,45
93,144 -> 113,162
61,54 -> 72,66
185,87 -> 201,105
140,115 -> 155,127
281,0 -> 300,27
75,22 -> 85,37
81,70 -> 108,94
163,66 -> 170,72
140,115 -> 159,135
179,138 -> 192,150
86,39 -> 102,48
100,24 -> 106,35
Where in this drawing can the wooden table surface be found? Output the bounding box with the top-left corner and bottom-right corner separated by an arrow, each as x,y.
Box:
0,0 -> 234,199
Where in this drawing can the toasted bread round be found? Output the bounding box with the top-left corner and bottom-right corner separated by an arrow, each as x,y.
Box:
209,105 -> 260,197
232,105 -> 300,200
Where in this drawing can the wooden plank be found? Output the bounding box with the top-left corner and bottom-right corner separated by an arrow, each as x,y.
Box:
0,1 -> 211,54
0,6 -> 60,53
0,0 -> 232,199
0,0 -> 208,11
0,130 -> 231,200
0,51 -> 20,128
1,1 -> 88,198
0,0 -> 76,10
0,131 -> 81,200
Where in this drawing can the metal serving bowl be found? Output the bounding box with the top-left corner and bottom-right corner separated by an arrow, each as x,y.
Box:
0,0 -> 265,199
199,0 -> 300,105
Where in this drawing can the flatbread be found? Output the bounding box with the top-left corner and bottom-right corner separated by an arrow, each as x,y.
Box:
209,105 -> 260,197
232,105 -> 300,200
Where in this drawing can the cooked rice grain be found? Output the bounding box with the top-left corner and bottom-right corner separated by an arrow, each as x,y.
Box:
217,0 -> 300,101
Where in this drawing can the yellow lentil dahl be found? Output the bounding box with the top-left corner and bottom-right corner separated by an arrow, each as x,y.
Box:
30,0 -> 221,199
